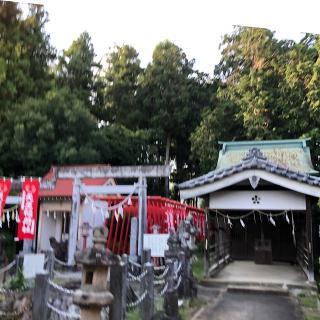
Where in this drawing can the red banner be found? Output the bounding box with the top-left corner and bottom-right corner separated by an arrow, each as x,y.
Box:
17,179 -> 40,240
0,179 -> 11,220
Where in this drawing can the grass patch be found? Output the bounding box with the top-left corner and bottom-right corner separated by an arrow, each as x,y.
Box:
297,292 -> 320,320
126,309 -> 140,320
180,298 -> 206,320
192,250 -> 205,281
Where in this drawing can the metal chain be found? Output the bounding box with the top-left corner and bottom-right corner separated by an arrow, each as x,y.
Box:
0,260 -> 16,274
154,266 -> 169,280
48,279 -> 75,296
153,265 -> 165,271
126,289 -> 148,309
128,269 -> 148,282
47,302 -> 80,319
159,282 -> 169,297
128,259 -> 142,269
154,279 -> 165,285
0,301 -> 32,318
0,287 -> 27,295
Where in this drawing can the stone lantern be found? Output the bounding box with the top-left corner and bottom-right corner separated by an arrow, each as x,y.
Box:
73,226 -> 120,320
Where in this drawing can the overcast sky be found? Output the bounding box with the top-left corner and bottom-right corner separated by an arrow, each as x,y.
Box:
14,0 -> 320,74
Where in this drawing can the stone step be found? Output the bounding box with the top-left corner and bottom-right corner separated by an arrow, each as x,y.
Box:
227,284 -> 289,296
199,278 -> 317,291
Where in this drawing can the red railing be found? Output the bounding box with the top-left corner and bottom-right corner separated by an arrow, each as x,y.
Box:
92,196 -> 205,254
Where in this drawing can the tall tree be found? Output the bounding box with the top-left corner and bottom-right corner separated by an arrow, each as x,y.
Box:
140,40 -> 210,192
56,31 -> 102,110
103,45 -> 143,128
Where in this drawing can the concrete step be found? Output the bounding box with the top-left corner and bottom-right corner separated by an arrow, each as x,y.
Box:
199,278 -> 317,291
227,284 -> 289,296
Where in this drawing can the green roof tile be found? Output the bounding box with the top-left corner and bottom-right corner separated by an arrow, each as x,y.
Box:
216,139 -> 317,174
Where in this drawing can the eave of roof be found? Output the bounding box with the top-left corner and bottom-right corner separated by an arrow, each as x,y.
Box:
179,148 -> 320,192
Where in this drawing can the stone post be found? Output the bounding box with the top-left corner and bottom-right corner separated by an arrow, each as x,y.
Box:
140,249 -> 154,320
129,217 -> 138,261
138,176 -> 147,257
109,254 -> 128,320
68,178 -> 81,266
46,248 -> 54,279
177,251 -> 186,299
15,252 -> 24,275
32,272 -> 49,320
163,259 -> 180,320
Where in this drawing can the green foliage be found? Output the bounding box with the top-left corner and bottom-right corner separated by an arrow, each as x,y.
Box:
1,231 -> 15,261
297,292 -> 320,320
1,7 -> 320,194
191,27 -> 320,173
103,45 -> 143,127
6,268 -> 28,291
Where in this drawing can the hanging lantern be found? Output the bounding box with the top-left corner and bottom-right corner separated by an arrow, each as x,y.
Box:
15,210 -> 20,223
127,196 -> 132,206
53,211 -> 56,220
47,210 -> 49,218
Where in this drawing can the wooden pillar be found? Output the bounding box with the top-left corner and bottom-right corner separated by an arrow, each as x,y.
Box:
306,196 -> 315,282
138,177 -> 147,257
68,178 -> 81,265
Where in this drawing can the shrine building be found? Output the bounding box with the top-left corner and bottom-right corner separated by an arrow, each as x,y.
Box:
179,139 -> 320,283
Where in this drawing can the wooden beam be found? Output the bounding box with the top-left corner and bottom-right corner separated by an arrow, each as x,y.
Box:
57,165 -> 171,179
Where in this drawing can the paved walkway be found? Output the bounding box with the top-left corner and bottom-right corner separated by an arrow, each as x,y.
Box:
209,261 -> 310,288
193,290 -> 303,320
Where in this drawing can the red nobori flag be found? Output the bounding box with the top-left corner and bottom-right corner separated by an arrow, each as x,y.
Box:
0,179 -> 11,220
17,179 -> 40,240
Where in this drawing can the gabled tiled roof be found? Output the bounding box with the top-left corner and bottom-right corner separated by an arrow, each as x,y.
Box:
179,148 -> 320,190
39,165 -> 115,198
216,139 -> 317,174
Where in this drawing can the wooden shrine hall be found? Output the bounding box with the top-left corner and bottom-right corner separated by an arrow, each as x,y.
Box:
179,139 -> 320,283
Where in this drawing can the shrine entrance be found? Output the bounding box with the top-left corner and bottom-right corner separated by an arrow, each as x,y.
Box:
179,140 -> 320,284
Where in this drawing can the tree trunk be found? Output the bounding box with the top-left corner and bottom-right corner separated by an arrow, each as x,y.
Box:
165,135 -> 171,197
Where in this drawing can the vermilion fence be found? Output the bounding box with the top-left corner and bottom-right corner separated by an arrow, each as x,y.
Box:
95,196 -> 205,255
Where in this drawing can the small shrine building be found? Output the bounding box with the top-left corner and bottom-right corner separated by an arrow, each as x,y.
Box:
179,139 -> 320,282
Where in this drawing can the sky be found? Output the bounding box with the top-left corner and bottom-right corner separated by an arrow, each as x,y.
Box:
14,0 -> 320,74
